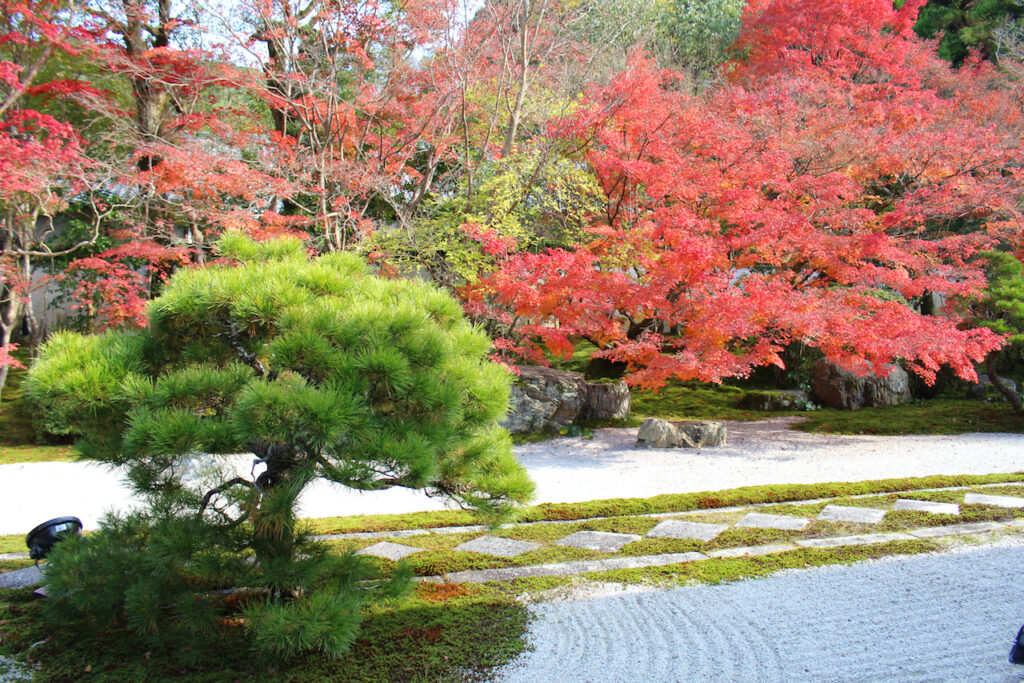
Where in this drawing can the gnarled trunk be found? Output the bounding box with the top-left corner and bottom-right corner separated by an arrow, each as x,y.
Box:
986,353 -> 1023,415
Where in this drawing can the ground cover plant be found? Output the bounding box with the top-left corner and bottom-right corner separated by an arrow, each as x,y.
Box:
7,476 -> 1024,680
19,234 -> 533,663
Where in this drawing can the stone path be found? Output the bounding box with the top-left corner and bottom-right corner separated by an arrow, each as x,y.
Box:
354,488 -> 981,565
5,487 -> 1023,591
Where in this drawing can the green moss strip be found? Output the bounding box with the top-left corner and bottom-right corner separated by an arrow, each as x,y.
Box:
304,472 -> 1024,535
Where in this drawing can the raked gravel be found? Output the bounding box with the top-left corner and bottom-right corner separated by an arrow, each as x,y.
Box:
497,537 -> 1024,682
2,417 -> 1024,533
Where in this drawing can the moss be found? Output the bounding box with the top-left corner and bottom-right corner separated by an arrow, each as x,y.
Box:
0,559 -> 33,574
0,582 -> 532,683
0,444 -> 78,465
0,535 -> 25,554
585,540 -> 939,587
795,400 -> 1024,435
304,472 -> 1024,535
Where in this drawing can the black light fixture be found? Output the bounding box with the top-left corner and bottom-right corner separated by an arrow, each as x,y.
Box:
25,516 -> 82,561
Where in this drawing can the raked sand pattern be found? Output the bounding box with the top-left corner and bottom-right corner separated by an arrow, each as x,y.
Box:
496,539 -> 1024,683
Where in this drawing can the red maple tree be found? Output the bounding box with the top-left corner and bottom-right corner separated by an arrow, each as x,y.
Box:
471,0 -> 1021,389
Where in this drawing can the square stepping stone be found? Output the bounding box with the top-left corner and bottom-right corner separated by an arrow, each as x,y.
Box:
964,493 -> 1024,508
893,499 -> 960,516
454,535 -> 541,558
735,512 -> 810,531
645,520 -> 729,542
817,505 -> 886,524
355,541 -> 423,561
555,531 -> 641,553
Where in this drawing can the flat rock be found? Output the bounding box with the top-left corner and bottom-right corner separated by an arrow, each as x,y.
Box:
421,551 -> 708,584
453,535 -> 541,558
645,519 -> 729,542
893,499 -> 960,516
0,565 -> 43,589
735,512 -> 810,531
355,541 -> 423,561
908,522 -> 1004,538
636,418 -> 726,448
796,533 -> 913,549
706,543 -> 796,558
964,493 -> 1024,508
817,505 -> 887,524
555,531 -> 640,553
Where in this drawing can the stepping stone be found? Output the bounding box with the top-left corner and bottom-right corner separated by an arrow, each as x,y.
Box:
735,512 -> 810,531
355,541 -> 423,561
0,552 -> 29,561
453,535 -> 541,558
908,521 -> 1004,538
555,531 -> 641,553
964,493 -> 1024,508
893,499 -> 960,516
421,551 -> 708,584
706,543 -> 795,558
796,533 -> 913,549
646,520 -> 729,542
0,565 -> 43,589
817,505 -> 886,524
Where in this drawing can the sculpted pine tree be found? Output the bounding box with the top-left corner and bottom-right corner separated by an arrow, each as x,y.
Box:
25,234 -> 533,659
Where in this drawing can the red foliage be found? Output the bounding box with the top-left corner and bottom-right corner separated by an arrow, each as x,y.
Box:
472,0 -> 1022,389
0,342 -> 24,370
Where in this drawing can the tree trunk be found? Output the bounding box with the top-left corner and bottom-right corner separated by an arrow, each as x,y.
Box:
986,353 -> 1023,415
0,323 -> 12,403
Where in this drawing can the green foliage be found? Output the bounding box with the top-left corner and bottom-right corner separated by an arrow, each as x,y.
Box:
367,153 -> 603,288
25,234 -> 533,662
656,0 -> 746,77
973,251 -> 1024,343
915,0 -> 1024,64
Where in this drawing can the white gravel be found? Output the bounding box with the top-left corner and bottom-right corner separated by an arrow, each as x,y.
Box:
1,418 -> 1024,534
497,537 -> 1024,682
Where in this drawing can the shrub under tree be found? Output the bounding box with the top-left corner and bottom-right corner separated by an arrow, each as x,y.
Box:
24,233 -> 533,661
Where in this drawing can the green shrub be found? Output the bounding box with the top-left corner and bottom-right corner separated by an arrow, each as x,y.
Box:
26,234 -> 533,662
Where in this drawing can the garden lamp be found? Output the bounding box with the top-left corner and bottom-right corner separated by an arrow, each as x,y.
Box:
25,516 -> 82,561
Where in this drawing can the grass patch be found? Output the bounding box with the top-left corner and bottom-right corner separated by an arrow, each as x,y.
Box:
0,534 -> 25,554
0,559 -> 33,574
582,539 -> 939,587
795,399 -> 1024,435
305,472 -> 1024,535
0,444 -> 78,465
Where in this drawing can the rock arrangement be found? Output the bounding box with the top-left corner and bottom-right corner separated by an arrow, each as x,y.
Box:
635,418 -> 726,448
811,359 -> 910,410
501,366 -> 630,433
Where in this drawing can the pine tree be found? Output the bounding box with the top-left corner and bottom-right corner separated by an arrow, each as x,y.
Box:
25,233 -> 533,660
971,252 -> 1024,415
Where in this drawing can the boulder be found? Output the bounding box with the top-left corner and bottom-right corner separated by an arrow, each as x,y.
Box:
501,366 -> 588,433
740,389 -> 809,411
636,418 -> 727,448
811,359 -> 910,410
580,380 -> 631,421
968,374 -> 1018,401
